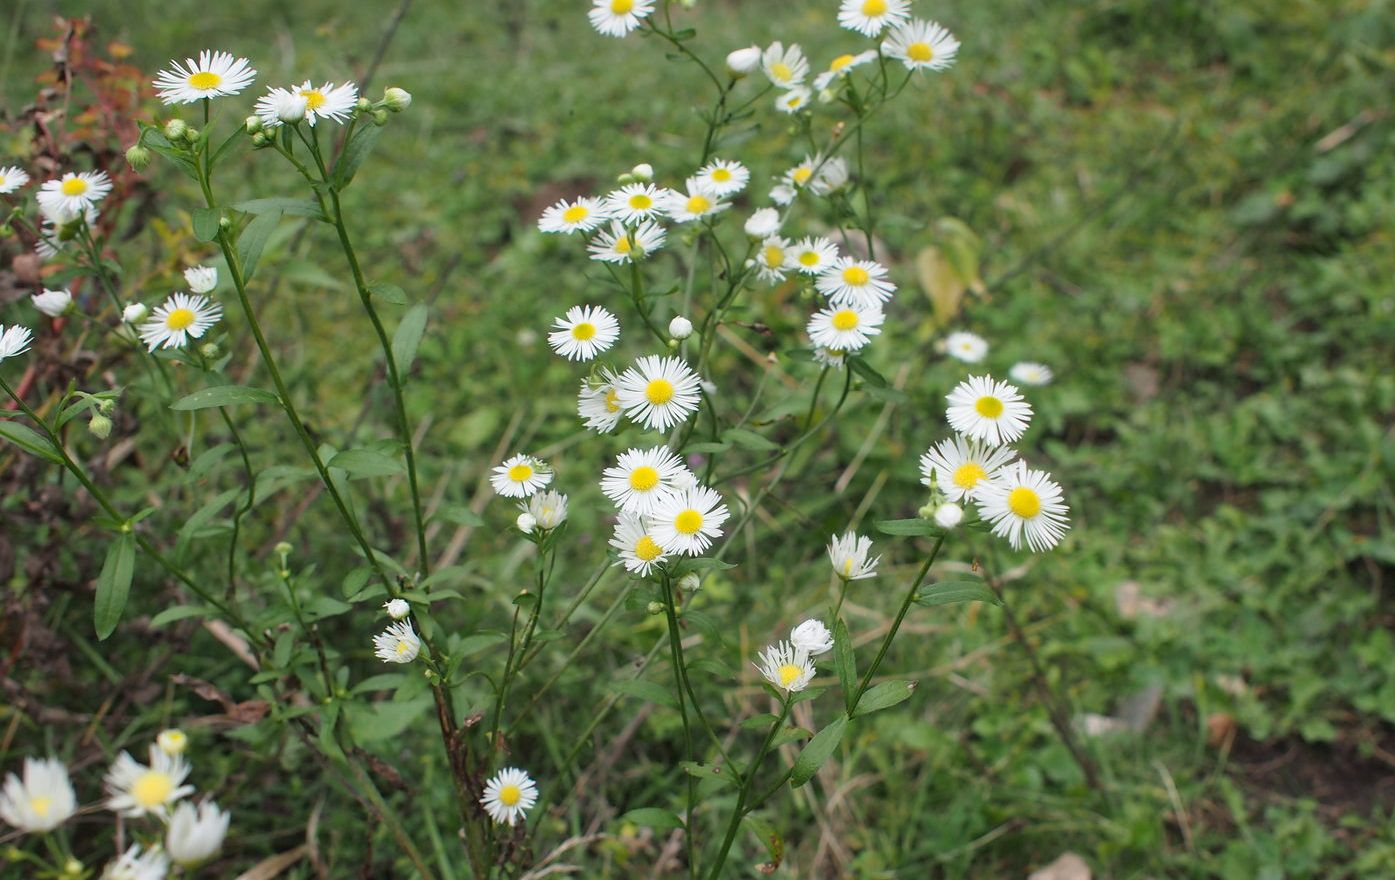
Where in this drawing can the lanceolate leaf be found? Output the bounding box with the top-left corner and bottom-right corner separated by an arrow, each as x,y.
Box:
914,580 -> 1002,607
791,714 -> 848,787
94,533 -> 136,641
0,421 -> 64,465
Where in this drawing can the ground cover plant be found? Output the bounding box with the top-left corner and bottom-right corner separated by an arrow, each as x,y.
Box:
2,0 -> 1393,877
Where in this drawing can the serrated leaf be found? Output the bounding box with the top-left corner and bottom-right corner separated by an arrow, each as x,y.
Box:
914,580 -> 1002,607
620,808 -> 684,831
369,283 -> 408,304
327,448 -> 406,479
791,714 -> 848,787
238,210 -> 281,282
852,680 -> 917,717
94,533 -> 136,640
610,678 -> 679,710
171,385 -> 279,411
0,421 -> 64,465
876,518 -> 939,537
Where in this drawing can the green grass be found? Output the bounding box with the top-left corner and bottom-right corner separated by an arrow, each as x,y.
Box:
3,0 -> 1395,876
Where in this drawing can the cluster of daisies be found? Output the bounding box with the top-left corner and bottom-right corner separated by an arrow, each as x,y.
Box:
919,375 -> 1070,552
1,732 -> 230,877
940,329 -> 1055,388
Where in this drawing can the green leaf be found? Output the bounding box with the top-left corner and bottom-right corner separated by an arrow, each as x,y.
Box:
791,714 -> 848,787
304,596 -> 354,620
620,808 -> 684,831
834,619 -> 856,715
743,814 -> 784,871
237,210 -> 281,282
848,356 -> 889,388
94,533 -> 136,640
231,197 -> 324,219
149,604 -> 215,628
434,504 -> 484,527
369,283 -> 408,304
683,441 -> 730,455
346,696 -> 432,743
679,761 -> 736,787
174,487 -> 240,558
456,632 -> 507,657
392,304 -> 429,374
679,557 -> 737,573
740,713 -> 780,731
771,726 -> 813,747
0,421 -> 64,465
332,124 -> 383,190
191,206 -> 221,242
914,580 -> 1002,607
171,385 -> 280,411
327,448 -> 406,479
722,428 -> 779,451
209,129 -> 245,169
876,518 -> 939,537
610,678 -> 679,710
852,680 -> 917,717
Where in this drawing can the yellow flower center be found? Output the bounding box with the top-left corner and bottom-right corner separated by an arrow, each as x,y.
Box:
1008,486 -> 1042,519
628,193 -> 652,211
165,307 -> 197,331
395,639 -> 412,656
784,94 -> 804,108
798,250 -> 820,266
188,71 -> 223,90
60,177 -> 88,196
571,322 -> 597,341
507,463 -> 534,482
771,62 -> 793,83
498,784 -> 522,806
645,378 -> 674,405
686,194 -> 711,215
614,236 -> 633,255
842,557 -> 855,576
302,90 -> 327,110
30,796 -> 52,817
862,0 -> 888,15
975,396 -> 1004,418
635,535 -> 662,561
907,42 -> 934,62
952,462 -> 987,490
629,465 -> 660,491
831,309 -> 859,331
132,771 -> 174,809
792,166 -> 814,184
674,509 -> 703,534
762,245 -> 785,268
830,54 -> 856,72
0,176 -> 7,187
711,168 -> 732,182
778,664 -> 803,688
604,389 -> 621,413
562,205 -> 589,224
842,265 -> 870,286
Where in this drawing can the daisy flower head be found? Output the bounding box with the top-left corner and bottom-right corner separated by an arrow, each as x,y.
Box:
481,767 -> 538,826
37,170 -> 111,219
945,375 -> 1033,446
827,532 -> 880,581
166,800 -> 230,867
104,745 -> 195,818
775,86 -> 813,114
812,346 -> 848,369
791,236 -> 839,275
813,49 -> 878,91
615,355 -> 703,432
588,219 -> 666,263
650,485 -> 729,556
588,0 -> 655,37
609,513 -> 668,576
744,207 -> 781,239
256,81 -> 357,127
577,369 -> 625,433
0,756 -> 77,833
790,619 -> 835,656
102,844 -> 170,880
183,266 -> 218,294
524,490 -> 569,531
138,292 -> 222,351
919,435 -> 1017,501
693,159 -> 749,198
807,303 -> 883,352
1010,361 -> 1054,386
601,446 -> 694,515
882,19 -> 960,72
153,50 -> 257,104
31,288 -> 72,318
762,42 -> 810,88
548,304 -> 619,361
538,196 -> 609,234
0,324 -> 34,364
604,182 -> 670,223
839,0 -> 910,36
944,330 -> 988,363
373,621 -> 421,664
490,454 -> 553,498
663,180 -> 729,224
754,235 -> 794,284
769,183 -> 798,206
755,640 -> 815,693
975,461 -> 1070,552
816,256 -> 896,308
0,166 -> 30,194
783,154 -> 825,192
156,729 -> 189,756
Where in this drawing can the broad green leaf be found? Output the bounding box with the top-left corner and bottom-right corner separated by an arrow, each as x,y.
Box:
171,385 -> 279,411
191,206 -> 221,242
876,518 -> 939,537
94,533 -> 136,640
679,761 -> 736,787
392,304 -> 429,374
914,580 -> 1002,607
852,680 -> 917,717
237,210 -> 281,282
0,421 -> 64,465
346,696 -> 432,743
327,448 -> 406,479
620,808 -> 684,831
610,678 -> 679,710
370,283 -> 408,305
791,714 -> 848,787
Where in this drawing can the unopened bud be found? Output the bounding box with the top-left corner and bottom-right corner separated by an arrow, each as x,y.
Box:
245,115 -> 263,134
87,412 -> 112,439
199,342 -> 219,359
251,131 -> 271,148
163,119 -> 188,141
668,315 -> 693,340
122,302 -> 148,324
156,728 -> 188,755
516,513 -> 537,534
678,572 -> 701,594
371,108 -> 389,126
182,126 -> 200,143
125,144 -> 151,172
383,87 -> 413,112
62,859 -> 83,877
917,502 -> 937,520
726,46 -> 761,78
355,97 -> 373,114
933,503 -> 964,529
615,172 -> 636,186
646,601 -> 664,615
631,163 -> 654,182
384,598 -> 411,620
274,541 -> 292,557
97,397 -> 116,415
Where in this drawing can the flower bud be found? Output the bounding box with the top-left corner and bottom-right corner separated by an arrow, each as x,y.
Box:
182,126 -> 200,143
516,512 -> 537,534
245,115 -> 263,134
744,207 -> 780,238
668,315 -> 694,340
251,131 -> 271,148
199,342 -> 219,359
163,119 -> 188,141
678,572 -> 701,594
97,397 -> 116,415
356,97 -> 373,114
274,541 -> 293,557
726,45 -> 762,78
384,598 -> 411,620
383,87 -> 413,112
646,601 -> 664,615
125,144 -> 151,172
122,302 -> 148,324
87,412 -> 112,439
917,502 -> 937,520
62,859 -> 83,877
156,728 -> 188,755
31,288 -> 72,317
631,163 -> 654,182
933,503 -> 964,529
371,108 -> 389,126
615,172 -> 636,186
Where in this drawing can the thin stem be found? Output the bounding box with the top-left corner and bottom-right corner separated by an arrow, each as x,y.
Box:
703,695 -> 792,880
849,534 -> 946,714
661,572 -> 699,879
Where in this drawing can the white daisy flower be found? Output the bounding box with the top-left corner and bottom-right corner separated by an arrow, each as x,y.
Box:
538,196 -> 609,234
601,446 -> 694,515
548,304 -> 619,361
104,746 -> 195,818
838,0 -> 910,36
0,166 -> 30,194
588,0 -> 655,37
102,844 -> 169,880
762,42 -> 809,87
0,756 -> 77,833
480,767 -> 538,826
816,257 -> 896,308
806,303 -> 883,352
813,49 -> 878,91
726,46 -> 762,77
810,157 -> 850,195
490,454 -> 553,498
1010,362 -> 1054,386
782,154 -> 825,192
945,375 -> 1033,446
775,87 -> 813,114
744,207 -> 781,238
183,266 -> 217,294
934,502 -> 964,529
577,369 -> 625,433
791,236 -> 839,275
152,50 -> 257,104
37,170 -> 111,219
975,461 -> 1070,552
649,485 -> 729,556
769,183 -> 798,206
0,324 -> 34,364
138,292 -> 222,351
754,236 -> 794,284
882,19 -> 960,72
604,182 -> 670,223
693,159 -> 749,197
827,532 -> 880,581
31,288 -> 72,318
755,640 -> 815,692
122,303 -> 149,324
663,181 -> 729,224
166,800 -> 230,867
588,219 -> 666,263
609,513 -> 668,576
790,619 -> 835,656
155,729 -> 188,756
373,621 -> 421,664
944,330 -> 988,363
615,355 -> 703,432
812,347 -> 848,369
384,598 -> 411,620
919,436 -> 1017,501
256,81 -> 358,128
523,490 -> 568,531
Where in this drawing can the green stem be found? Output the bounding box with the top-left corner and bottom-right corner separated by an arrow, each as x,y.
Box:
849,534 -> 946,714
703,695 -> 792,880
660,572 -> 699,879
